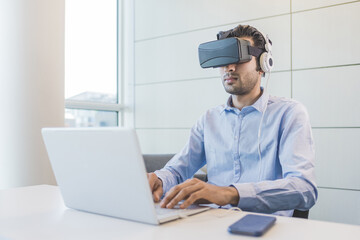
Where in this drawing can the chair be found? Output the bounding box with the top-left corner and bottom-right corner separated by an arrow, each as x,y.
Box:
292,209 -> 309,219
143,154 -> 175,173
142,154 -> 309,219
142,154 -> 207,181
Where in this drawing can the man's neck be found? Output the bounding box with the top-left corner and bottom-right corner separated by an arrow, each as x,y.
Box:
231,86 -> 262,111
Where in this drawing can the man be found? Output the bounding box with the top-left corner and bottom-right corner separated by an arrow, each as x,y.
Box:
148,24 -> 317,217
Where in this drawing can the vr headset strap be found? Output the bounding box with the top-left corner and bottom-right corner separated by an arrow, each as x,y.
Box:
217,30 -> 264,58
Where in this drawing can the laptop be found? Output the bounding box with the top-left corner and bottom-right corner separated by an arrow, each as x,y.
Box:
41,127 -> 209,225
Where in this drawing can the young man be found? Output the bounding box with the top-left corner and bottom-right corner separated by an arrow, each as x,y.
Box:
148,24 -> 317,216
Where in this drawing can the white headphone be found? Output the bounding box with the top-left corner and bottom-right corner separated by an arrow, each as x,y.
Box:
259,32 -> 274,73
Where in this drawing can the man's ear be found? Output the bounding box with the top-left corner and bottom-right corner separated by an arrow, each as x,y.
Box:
257,69 -> 265,77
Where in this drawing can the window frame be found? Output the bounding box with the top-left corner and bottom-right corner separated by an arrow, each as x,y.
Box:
64,0 -> 134,127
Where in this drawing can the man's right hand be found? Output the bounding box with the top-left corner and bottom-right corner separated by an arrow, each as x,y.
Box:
147,172 -> 163,202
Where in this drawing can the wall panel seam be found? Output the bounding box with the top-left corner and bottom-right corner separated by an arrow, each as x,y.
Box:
292,0 -> 360,14
136,77 -> 219,86
135,13 -> 291,42
312,127 -> 360,129
136,127 -> 360,130
290,0 -> 293,98
135,62 -> 360,87
136,128 -> 191,130
135,70 -> 293,87
292,63 -> 360,72
318,186 -> 360,192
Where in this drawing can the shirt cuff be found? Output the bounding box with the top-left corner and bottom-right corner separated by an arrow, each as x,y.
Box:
154,169 -> 177,195
231,182 -> 257,209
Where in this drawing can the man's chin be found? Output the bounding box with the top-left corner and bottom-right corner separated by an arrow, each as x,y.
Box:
224,87 -> 247,95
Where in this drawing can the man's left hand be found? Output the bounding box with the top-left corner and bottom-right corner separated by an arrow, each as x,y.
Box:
160,178 -> 239,209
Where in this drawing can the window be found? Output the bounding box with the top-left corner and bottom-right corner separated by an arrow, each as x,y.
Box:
65,0 -> 125,127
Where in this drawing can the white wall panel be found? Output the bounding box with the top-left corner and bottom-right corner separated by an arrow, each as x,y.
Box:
309,188 -> 360,225
135,29 -> 218,85
292,2 -> 360,69
135,78 -> 229,128
135,15 -> 291,85
293,66 -> 360,127
137,129 -> 190,154
313,129 -> 360,190
261,71 -> 291,98
292,0 -> 356,12
135,0 -> 289,40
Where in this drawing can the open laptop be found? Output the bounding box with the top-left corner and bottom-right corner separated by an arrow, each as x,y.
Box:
41,127 -> 209,225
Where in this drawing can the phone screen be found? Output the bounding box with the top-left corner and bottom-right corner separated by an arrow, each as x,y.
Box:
228,214 -> 276,236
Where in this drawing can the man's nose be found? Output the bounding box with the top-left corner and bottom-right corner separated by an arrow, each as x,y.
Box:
224,63 -> 236,72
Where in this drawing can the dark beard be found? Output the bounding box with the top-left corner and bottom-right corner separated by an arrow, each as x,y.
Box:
222,71 -> 259,95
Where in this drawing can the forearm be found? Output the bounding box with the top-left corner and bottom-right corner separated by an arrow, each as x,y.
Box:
232,177 -> 317,213
226,186 -> 240,206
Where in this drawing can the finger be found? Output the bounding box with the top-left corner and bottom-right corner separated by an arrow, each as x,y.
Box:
147,173 -> 156,190
180,189 -> 206,209
194,198 -> 211,204
148,173 -> 161,193
160,179 -> 199,208
153,185 -> 163,202
164,182 -> 203,209
168,184 -> 203,209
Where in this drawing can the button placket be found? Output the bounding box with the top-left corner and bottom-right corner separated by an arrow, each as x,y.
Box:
233,113 -> 242,181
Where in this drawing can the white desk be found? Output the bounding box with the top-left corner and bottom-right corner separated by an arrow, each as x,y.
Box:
0,185 -> 359,240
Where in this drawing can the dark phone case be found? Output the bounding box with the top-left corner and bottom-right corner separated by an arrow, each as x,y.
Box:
228,214 -> 276,237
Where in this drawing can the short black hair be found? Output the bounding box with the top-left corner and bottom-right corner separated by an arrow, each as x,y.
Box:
219,24 -> 267,72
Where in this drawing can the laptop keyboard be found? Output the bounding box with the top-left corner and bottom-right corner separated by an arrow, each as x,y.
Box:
154,203 -> 208,217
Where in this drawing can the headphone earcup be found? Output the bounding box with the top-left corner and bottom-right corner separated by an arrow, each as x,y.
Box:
260,52 -> 274,73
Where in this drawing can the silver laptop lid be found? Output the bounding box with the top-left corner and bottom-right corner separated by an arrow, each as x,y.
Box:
42,127 -> 159,225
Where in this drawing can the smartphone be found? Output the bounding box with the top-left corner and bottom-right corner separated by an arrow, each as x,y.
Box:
228,214 -> 276,237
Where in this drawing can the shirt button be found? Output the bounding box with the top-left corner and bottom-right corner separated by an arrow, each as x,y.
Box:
234,136 -> 238,140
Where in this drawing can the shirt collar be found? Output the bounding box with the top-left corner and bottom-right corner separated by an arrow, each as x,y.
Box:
221,87 -> 269,114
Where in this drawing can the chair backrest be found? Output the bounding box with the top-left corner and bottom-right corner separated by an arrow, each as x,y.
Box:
142,154 -> 309,219
143,154 -> 175,173
142,154 -> 207,181
292,209 -> 309,219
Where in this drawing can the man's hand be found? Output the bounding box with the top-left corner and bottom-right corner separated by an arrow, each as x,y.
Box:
147,172 -> 163,202
160,178 -> 239,209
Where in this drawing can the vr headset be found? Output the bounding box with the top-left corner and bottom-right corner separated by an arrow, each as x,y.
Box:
198,29 -> 273,72
198,38 -> 263,68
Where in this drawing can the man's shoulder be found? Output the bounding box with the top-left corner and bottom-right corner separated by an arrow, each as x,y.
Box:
269,95 -> 307,111
191,104 -> 225,130
194,104 -> 226,124
268,95 -> 309,120
198,104 -> 225,116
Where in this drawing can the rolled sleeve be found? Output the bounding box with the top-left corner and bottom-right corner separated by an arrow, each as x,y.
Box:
231,177 -> 317,214
231,183 -> 256,208
154,169 -> 178,194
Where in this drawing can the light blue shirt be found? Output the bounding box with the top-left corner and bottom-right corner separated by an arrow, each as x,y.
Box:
155,89 -> 318,217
